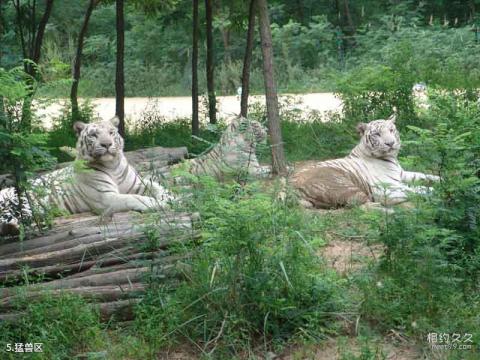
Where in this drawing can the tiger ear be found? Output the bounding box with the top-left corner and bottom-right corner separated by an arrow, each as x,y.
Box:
73,121 -> 86,136
387,113 -> 397,123
356,123 -> 367,135
110,116 -> 120,128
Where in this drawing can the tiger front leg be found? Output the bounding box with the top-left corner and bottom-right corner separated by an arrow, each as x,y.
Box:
401,170 -> 440,184
375,184 -> 433,206
128,175 -> 174,206
97,193 -> 166,219
139,176 -> 174,205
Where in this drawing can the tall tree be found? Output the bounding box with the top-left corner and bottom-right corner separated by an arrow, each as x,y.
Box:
12,0 -> 54,78
71,0 -> 97,122
240,0 -> 256,118
205,0 -> 216,124
335,0 -> 356,48
116,0 -> 125,136
257,0 -> 287,175
192,0 -> 199,135
11,0 -> 54,129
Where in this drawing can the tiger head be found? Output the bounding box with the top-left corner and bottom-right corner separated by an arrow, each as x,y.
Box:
356,114 -> 400,158
233,116 -> 267,146
73,116 -> 124,163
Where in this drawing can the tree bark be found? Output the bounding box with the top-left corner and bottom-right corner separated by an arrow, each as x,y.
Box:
240,0 -> 256,118
192,0 -> 200,135
342,0 -> 355,40
71,0 -> 96,122
32,0 -> 54,67
256,0 -> 287,175
115,0 -> 126,136
0,299 -> 141,323
221,28 -> 231,64
1,284 -> 146,310
205,0 -> 217,124
12,0 -> 54,130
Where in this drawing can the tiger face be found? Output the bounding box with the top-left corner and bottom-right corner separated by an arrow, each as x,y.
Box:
74,116 -> 124,163
356,114 -> 400,158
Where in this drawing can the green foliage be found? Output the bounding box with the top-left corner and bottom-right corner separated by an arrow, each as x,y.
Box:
0,66 -> 56,233
356,92 -> 480,346
136,180 -> 344,356
246,97 -> 356,162
0,294 -> 104,360
336,63 -> 417,130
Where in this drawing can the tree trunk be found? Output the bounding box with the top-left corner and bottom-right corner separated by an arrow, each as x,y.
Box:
221,28 -> 231,64
192,0 -> 200,135
70,0 -> 96,122
205,0 -> 217,124
256,0 -> 287,175
342,0 -> 355,37
295,0 -> 304,24
12,0 -> 54,130
240,0 -> 256,118
115,0 -> 126,137
32,0 -> 54,68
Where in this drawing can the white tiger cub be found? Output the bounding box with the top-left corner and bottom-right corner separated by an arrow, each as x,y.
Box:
0,116 -> 172,236
292,114 -> 440,208
176,116 -> 270,180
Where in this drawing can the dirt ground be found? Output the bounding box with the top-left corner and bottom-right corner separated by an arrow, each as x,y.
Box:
35,93 -> 343,130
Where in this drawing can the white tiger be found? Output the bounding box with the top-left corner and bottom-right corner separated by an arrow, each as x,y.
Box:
175,116 -> 270,181
0,116 -> 172,236
292,114 -> 440,208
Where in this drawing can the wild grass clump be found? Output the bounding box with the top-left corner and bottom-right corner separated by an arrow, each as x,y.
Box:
135,178 -> 345,357
0,293 -> 104,360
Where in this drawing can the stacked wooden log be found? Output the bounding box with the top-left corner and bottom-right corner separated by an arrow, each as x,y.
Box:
0,146 -> 199,322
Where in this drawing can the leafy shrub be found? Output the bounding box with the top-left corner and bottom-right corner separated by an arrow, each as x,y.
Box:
336,63 -> 417,130
136,179 -> 344,356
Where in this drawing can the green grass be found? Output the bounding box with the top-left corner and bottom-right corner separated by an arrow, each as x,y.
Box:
0,293 -> 105,360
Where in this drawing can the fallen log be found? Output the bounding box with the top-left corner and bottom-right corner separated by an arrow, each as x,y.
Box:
0,232 -> 194,276
97,298 -> 141,322
0,267 -> 149,299
0,210 -> 198,275
0,255 -> 185,300
0,212 -> 197,257
0,283 -> 146,310
0,298 -> 142,323
0,247 -> 140,282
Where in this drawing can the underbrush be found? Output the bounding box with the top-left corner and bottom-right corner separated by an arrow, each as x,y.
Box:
134,178 -> 346,357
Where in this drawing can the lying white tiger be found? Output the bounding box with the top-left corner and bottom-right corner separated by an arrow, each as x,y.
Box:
0,116 -> 172,236
174,116 -> 270,181
292,114 -> 440,208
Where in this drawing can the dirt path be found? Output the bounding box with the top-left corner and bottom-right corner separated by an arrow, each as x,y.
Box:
36,93 -> 342,130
